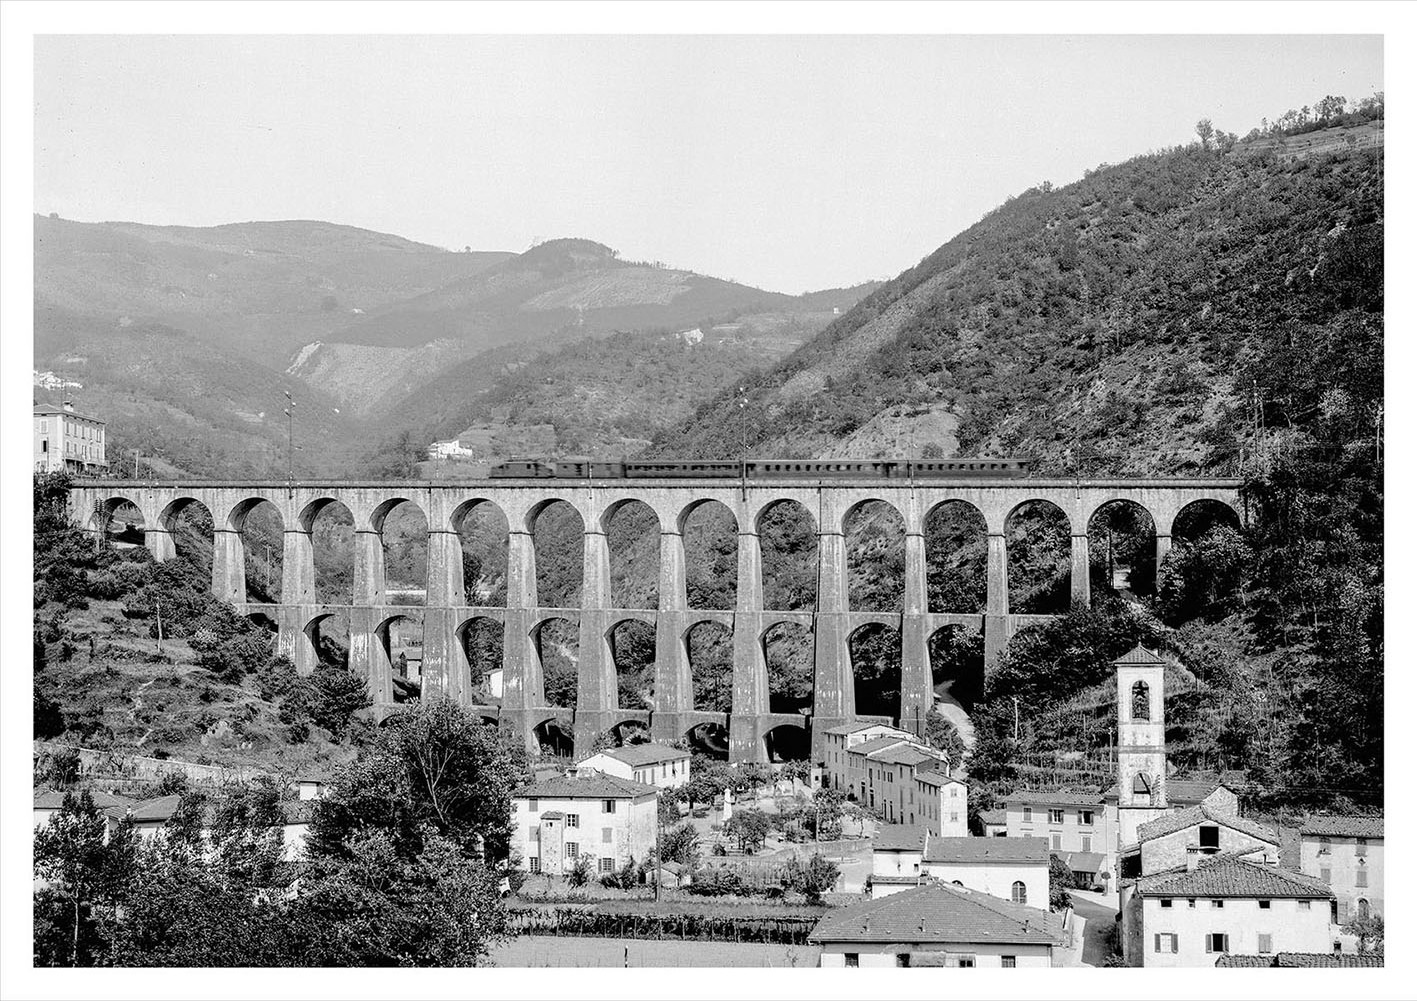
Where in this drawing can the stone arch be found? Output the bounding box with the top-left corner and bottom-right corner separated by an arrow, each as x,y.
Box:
757,499 -> 818,612
533,716 -> 574,758
457,615 -> 504,700
924,500 -> 989,613
303,610 -> 350,672
764,723 -> 810,762
928,624 -> 984,748
299,497 -> 357,605
376,611 -> 424,685
849,622 -> 902,723
370,497 -> 431,599
685,720 -> 729,760
681,499 -> 738,610
228,497 -> 285,602
452,499 -> 510,606
603,499 -> 660,609
1088,499 -> 1158,598
1171,498 -> 1243,541
607,618 -> 655,710
763,620 -> 813,715
89,495 -> 146,545
685,620 -> 733,712
533,616 -> 579,709
156,496 -> 215,568
529,500 -> 584,608
608,718 -> 651,746
1004,499 -> 1071,614
844,499 -> 906,612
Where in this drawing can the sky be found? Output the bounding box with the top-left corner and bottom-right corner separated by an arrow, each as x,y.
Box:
34,34 -> 1383,293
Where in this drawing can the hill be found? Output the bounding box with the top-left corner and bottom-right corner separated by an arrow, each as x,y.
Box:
648,122 -> 1382,476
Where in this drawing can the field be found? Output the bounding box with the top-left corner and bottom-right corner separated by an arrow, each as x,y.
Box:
490,935 -> 821,968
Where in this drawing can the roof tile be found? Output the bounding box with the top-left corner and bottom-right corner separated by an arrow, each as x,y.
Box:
808,881 -> 1063,946
1134,852 -> 1333,899
924,836 -> 1049,865
1299,815 -> 1384,839
517,774 -> 658,800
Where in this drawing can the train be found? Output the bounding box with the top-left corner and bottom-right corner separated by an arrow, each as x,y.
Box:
488,457 -> 1037,479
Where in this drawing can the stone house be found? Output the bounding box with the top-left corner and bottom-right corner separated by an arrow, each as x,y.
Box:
820,722 -> 925,793
1298,815 -> 1383,925
919,836 -> 1051,911
513,774 -> 658,877
1004,789 -> 1116,883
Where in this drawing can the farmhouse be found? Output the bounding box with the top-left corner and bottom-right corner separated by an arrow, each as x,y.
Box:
575,743 -> 690,789
514,774 -> 658,877
1297,815 -> 1383,925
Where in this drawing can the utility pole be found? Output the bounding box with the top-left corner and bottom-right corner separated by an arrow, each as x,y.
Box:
132,449 -> 140,479
283,390 -> 296,490
738,386 -> 748,500
1013,697 -> 1020,742
155,598 -> 164,653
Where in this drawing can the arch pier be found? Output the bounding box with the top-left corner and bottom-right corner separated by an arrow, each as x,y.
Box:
70,476 -> 1242,764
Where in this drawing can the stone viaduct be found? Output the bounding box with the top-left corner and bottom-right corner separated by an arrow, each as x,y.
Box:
69,475 -> 1242,764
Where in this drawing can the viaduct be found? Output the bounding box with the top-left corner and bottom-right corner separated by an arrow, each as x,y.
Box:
69,475 -> 1242,764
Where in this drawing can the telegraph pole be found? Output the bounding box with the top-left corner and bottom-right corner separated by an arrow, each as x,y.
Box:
283,390 -> 296,488
738,386 -> 748,499
1012,697 -> 1020,742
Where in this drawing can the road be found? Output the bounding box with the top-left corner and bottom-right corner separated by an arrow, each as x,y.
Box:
1068,888 -> 1120,967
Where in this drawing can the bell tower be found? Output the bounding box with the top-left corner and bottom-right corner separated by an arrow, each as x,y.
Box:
1116,645 -> 1169,848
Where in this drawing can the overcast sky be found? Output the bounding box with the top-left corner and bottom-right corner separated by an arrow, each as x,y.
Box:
35,34 -> 1382,293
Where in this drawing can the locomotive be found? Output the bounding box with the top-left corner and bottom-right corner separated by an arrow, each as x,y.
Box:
488,457 -> 1036,479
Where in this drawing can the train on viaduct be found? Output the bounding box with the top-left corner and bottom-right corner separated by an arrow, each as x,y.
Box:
68,464 -> 1243,764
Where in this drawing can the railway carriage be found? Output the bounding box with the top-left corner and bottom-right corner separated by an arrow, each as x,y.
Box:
489,457 -> 1035,479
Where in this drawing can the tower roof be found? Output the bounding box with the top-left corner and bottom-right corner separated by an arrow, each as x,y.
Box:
1115,644 -> 1165,665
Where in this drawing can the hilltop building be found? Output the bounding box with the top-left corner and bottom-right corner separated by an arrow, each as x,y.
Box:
34,401 -> 108,475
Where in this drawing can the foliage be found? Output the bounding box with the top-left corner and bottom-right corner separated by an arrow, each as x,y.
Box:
1048,855 -> 1073,912
722,808 -> 773,853
567,853 -> 594,888
924,709 -> 966,766
1342,914 -> 1384,955
660,821 -> 701,869
780,852 -> 840,903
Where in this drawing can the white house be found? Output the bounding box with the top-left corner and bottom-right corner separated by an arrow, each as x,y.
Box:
514,774 -> 658,877
34,401 -> 108,475
1298,815 -> 1383,925
1004,789 -> 1116,883
870,824 -> 929,880
921,836 -> 1051,911
33,789 -> 133,836
916,772 -> 969,837
809,881 -> 1064,968
820,721 -> 923,793
575,743 -> 690,789
1127,851 -> 1335,967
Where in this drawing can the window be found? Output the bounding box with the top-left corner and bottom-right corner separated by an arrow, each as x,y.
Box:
952,880 -> 964,887
1318,837 -> 1332,855
1001,956 -> 1016,968
1187,899 -> 1197,909
955,955 -> 976,968
1357,898 -> 1370,920
1258,934 -> 1273,954
603,799 -> 617,813
844,953 -> 859,968
1320,867 -> 1332,883
1051,834 -> 1062,850
41,440 -> 48,453
527,826 -> 538,841
602,827 -> 613,844
599,857 -> 614,873
1259,899 -> 1271,909
1356,837 -> 1369,857
566,841 -> 579,858
1205,933 -> 1229,954
566,813 -> 580,828
527,798 -> 538,812
1330,900 -> 1339,924
1160,899 -> 1173,908
1211,900 -> 1224,909
1080,810 -> 1094,826
1048,809 -> 1065,824
950,785 -> 959,798
1022,807 -> 1032,822
1012,881 -> 1028,905
1199,825 -> 1220,849
1081,835 -> 1092,853
529,857 -> 541,874
39,420 -> 48,432
1154,933 -> 1178,954
1355,869 -> 1368,888
1131,680 -> 1151,721
1298,900 -> 1311,911
895,954 -> 911,968
950,812 -> 959,823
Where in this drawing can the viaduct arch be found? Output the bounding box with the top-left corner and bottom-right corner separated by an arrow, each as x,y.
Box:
69,475 -> 1243,764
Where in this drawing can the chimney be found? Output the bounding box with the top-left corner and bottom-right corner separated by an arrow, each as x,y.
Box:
1186,845 -> 1203,872
63,399 -> 75,412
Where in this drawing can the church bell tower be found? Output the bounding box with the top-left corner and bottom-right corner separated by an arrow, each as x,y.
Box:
1116,645 -> 1169,848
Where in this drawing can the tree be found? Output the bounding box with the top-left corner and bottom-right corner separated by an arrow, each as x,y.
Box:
33,791 -> 137,966
1195,118 -> 1215,150
567,853 -> 594,887
723,808 -> 772,853
1048,855 -> 1073,912
659,821 -> 700,868
781,852 -> 840,903
924,709 -> 966,766
1342,914 -> 1384,955
738,761 -> 772,798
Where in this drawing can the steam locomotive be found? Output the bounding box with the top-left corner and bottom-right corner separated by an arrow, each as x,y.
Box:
488,458 -> 1036,479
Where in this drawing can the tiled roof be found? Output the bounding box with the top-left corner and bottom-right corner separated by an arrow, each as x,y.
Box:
979,809 -> 1007,826
808,881 -> 1063,947
914,770 -> 959,787
128,794 -> 183,823
33,789 -> 134,811
848,736 -> 912,755
1005,789 -> 1104,807
1300,815 -> 1383,839
1115,644 -> 1165,665
596,743 -> 690,766
1056,851 -> 1105,872
539,811 -> 565,820
867,744 -> 941,767
1135,803 -> 1278,845
924,836 -> 1049,865
1216,953 -> 1385,968
516,774 -> 658,800
1133,853 -> 1333,899
822,721 -> 910,737
873,824 -> 929,852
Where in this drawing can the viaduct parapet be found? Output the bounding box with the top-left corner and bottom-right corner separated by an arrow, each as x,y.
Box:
69,476 -> 1242,764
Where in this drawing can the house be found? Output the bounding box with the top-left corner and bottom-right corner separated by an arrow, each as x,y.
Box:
915,772 -> 969,836
1123,803 -> 1282,879
1124,851 -> 1335,967
291,777 -> 328,801
979,808 -> 1008,838
1298,815 -> 1383,925
870,824 -> 929,879
1003,789 -> 1116,885
575,743 -> 690,789
126,794 -> 185,838
853,741 -> 949,824
920,837 -> 1051,911
820,721 -> 922,792
33,789 -> 133,837
34,401 -> 108,474
809,881 -> 1065,968
513,774 -> 658,877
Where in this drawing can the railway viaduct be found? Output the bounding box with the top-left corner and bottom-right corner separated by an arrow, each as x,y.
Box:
69,475 -> 1242,764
